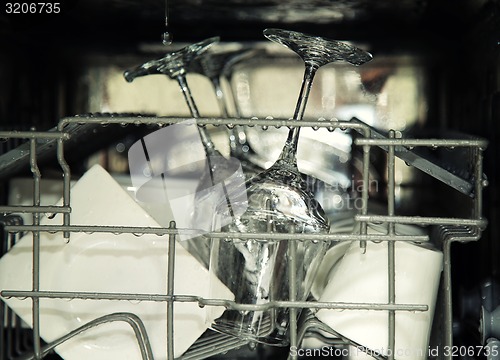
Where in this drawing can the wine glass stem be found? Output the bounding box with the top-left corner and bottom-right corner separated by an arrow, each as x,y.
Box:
279,64 -> 318,164
176,74 -> 200,117
211,76 -> 229,117
176,74 -> 236,221
176,74 -> 217,155
225,72 -> 243,118
225,73 -> 249,157
213,75 -> 248,158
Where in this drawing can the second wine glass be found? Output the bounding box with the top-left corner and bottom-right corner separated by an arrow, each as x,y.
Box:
124,38 -> 246,268
189,46 -> 266,176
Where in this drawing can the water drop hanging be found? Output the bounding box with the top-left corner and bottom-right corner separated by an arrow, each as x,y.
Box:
162,0 -> 173,46
162,32 -> 173,46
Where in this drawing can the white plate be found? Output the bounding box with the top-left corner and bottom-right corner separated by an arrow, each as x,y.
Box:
0,164 -> 233,359
311,218 -> 428,300
314,223 -> 442,359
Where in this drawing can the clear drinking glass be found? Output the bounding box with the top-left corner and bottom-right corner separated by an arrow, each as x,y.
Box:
189,47 -> 266,176
208,28 -> 372,345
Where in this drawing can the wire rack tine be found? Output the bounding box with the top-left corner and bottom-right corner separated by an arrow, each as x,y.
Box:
15,312 -> 154,360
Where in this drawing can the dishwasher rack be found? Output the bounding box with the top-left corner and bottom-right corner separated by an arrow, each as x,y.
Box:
0,115 -> 488,360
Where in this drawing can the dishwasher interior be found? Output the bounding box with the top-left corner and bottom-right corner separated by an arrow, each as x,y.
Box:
0,1 -> 499,359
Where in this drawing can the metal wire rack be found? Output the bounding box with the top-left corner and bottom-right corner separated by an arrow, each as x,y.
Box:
0,115 -> 488,360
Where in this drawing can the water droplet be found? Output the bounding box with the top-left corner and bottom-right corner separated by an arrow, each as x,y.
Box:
45,213 -> 56,219
340,126 -> 347,131
404,161 -> 411,166
227,124 -> 235,129
262,125 -> 269,131
120,122 -> 127,127
327,126 -> 335,132
162,32 -> 173,46
312,126 -> 319,131
265,115 -> 274,120
408,146 -> 414,150
132,233 -> 143,237
128,299 -> 142,305
198,303 -> 205,308
115,142 -> 126,153
134,120 -> 141,126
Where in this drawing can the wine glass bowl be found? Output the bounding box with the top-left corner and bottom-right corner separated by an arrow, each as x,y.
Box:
209,135 -> 330,345
209,169 -> 329,344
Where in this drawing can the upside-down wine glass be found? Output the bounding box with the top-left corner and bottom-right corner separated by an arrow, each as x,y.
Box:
124,38 -> 245,268
189,47 -> 266,175
208,28 -> 372,345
